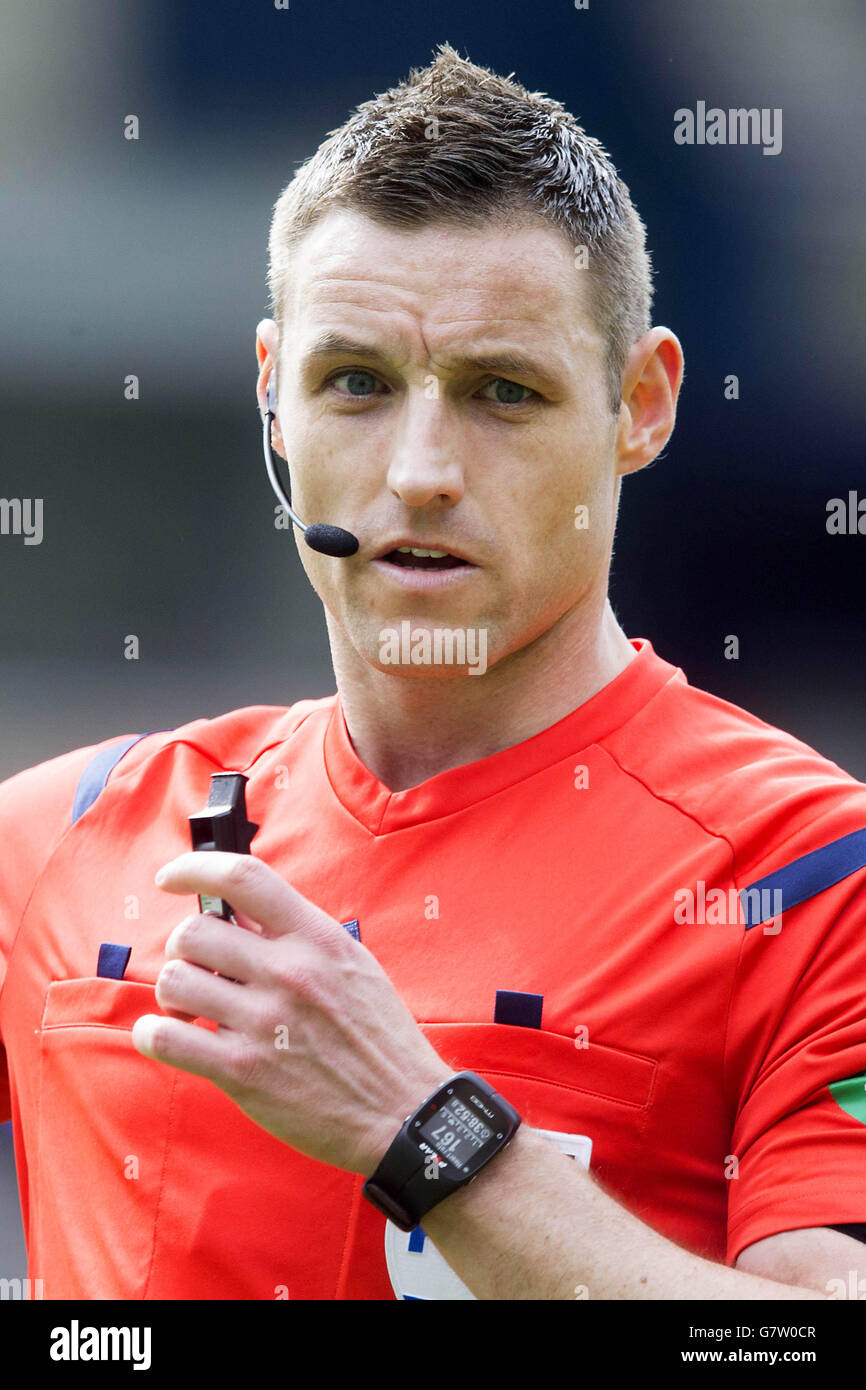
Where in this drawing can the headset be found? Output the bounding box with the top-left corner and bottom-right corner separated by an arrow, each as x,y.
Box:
262,379 -> 360,557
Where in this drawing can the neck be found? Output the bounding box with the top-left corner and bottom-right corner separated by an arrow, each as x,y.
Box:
327,594 -> 637,793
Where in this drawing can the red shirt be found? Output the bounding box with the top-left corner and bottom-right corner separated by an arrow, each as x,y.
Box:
2,637 -> 866,1299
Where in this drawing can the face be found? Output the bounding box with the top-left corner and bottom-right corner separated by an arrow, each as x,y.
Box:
259,208 -> 632,679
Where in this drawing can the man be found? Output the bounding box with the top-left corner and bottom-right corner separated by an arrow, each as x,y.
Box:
2,43 -> 866,1301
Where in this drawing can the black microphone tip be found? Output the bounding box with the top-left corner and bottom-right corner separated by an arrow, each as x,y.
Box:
303,523 -> 360,558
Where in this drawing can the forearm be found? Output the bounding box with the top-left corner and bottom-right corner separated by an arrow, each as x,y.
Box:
420,1126 -> 825,1300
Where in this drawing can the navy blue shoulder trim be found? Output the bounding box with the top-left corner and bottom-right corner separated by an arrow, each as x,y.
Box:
71,733 -> 156,826
740,827 -> 866,928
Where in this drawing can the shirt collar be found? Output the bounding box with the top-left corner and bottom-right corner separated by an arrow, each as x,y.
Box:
323,637 -> 679,835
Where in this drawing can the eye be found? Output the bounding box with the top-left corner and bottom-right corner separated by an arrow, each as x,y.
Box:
476,377 -> 536,406
327,369 -> 386,398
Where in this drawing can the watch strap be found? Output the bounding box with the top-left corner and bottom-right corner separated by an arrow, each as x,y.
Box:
363,1130 -> 428,1229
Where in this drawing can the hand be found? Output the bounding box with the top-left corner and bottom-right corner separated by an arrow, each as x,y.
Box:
131,852 -> 452,1176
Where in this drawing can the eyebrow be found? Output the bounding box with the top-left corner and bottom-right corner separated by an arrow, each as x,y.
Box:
298,331 -> 564,390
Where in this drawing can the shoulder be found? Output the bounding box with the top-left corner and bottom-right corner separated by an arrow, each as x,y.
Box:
608,647 -> 866,891
0,695 -> 337,848
105,696 -> 338,786
0,697 -> 332,990
0,734 -> 145,953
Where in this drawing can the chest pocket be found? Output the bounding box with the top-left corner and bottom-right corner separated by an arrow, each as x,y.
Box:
423,1018 -> 657,1191
422,1020 -> 656,1119
383,1020 -> 657,1300
35,977 -> 178,1298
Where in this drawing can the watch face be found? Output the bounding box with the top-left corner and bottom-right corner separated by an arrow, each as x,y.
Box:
412,1075 -> 517,1177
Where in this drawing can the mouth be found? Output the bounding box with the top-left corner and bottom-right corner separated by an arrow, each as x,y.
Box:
376,544 -> 472,572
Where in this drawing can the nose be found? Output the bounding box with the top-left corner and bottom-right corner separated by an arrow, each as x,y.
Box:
385,392 -> 465,509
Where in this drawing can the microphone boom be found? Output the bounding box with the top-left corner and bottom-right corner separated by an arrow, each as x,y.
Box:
262,391 -> 360,557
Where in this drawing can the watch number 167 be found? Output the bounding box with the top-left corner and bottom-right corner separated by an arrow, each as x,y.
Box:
430,1125 -> 456,1149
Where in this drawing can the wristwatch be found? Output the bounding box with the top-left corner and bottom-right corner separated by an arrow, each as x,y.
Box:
362,1071 -> 522,1231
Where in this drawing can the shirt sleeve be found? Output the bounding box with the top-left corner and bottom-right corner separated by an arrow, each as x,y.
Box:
726,864 -> 866,1264
0,737 -> 141,1122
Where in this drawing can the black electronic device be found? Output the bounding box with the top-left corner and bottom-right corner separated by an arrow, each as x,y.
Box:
188,772 -> 259,921
362,1071 -> 521,1231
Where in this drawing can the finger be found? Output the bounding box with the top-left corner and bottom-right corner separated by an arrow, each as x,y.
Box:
155,958 -> 251,1031
155,852 -> 340,945
165,912 -> 265,984
161,1004 -> 199,1022
132,1012 -> 237,1087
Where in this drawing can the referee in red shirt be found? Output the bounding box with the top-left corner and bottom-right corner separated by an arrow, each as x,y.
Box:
2,43 -> 866,1301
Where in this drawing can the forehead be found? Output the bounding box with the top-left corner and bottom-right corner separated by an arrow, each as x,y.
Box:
278,208 -> 602,362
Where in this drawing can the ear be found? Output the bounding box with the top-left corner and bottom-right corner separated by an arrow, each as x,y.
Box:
614,327 -> 684,477
255,319 -> 287,458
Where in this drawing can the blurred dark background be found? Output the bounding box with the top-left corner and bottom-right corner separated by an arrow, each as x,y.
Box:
1,0 -> 863,1282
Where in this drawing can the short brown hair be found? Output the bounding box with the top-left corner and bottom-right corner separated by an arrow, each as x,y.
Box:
268,42 -> 653,414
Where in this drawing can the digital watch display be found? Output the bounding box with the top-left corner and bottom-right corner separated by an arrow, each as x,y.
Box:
362,1071 -> 521,1231
416,1089 -> 497,1174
